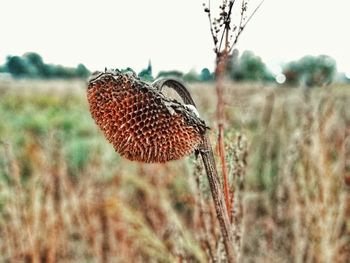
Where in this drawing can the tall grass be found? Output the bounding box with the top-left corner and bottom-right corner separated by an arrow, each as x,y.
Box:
0,79 -> 349,262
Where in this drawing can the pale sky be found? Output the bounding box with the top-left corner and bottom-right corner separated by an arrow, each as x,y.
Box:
1,0 -> 349,75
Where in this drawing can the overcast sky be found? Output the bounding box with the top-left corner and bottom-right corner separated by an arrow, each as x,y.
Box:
1,0 -> 349,75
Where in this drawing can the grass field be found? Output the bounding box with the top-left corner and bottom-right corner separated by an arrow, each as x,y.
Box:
0,78 -> 349,262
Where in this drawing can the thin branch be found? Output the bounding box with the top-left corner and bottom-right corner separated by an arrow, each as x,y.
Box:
244,0 -> 265,27
218,0 -> 234,53
228,0 -> 247,52
218,27 -> 226,55
229,0 -> 265,53
206,0 -> 219,53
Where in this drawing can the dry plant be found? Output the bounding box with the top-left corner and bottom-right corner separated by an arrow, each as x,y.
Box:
202,0 -> 264,261
0,135 -> 206,262
203,0 -> 264,210
83,2 -> 266,261
87,71 -> 207,163
277,95 -> 350,263
87,69 -> 238,261
1,82 -> 349,262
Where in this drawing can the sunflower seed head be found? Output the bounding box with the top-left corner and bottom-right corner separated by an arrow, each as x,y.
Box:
87,69 -> 208,163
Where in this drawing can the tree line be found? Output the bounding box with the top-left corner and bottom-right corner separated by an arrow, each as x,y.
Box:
0,51 -> 344,87
127,51 -> 341,87
0,52 -> 90,79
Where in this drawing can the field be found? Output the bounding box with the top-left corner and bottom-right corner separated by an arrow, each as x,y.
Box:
0,78 -> 349,262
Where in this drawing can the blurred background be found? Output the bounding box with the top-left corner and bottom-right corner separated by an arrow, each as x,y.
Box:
0,0 -> 349,262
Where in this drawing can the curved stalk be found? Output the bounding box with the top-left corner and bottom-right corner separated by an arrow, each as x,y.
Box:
156,78 -> 236,262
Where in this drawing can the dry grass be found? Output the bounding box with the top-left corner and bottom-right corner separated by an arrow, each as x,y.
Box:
0,79 -> 349,262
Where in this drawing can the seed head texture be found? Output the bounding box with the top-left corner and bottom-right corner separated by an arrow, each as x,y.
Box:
87,70 -> 207,163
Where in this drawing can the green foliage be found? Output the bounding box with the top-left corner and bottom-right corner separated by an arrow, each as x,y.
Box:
0,92 -> 108,179
228,50 -> 274,82
182,68 -> 214,83
75,64 -> 90,79
283,55 -> 337,87
183,70 -> 200,82
156,69 -> 215,83
156,70 -> 184,79
23,52 -> 46,77
199,68 -> 214,82
0,52 -> 90,79
0,51 -> 340,87
6,56 -> 33,77
138,61 -> 154,82
120,67 -> 136,74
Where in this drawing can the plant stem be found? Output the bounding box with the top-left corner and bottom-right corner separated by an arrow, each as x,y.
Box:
215,52 -> 231,216
200,135 -> 236,263
152,71 -> 236,261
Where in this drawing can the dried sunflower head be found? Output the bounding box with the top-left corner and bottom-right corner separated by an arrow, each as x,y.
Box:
87,69 -> 208,163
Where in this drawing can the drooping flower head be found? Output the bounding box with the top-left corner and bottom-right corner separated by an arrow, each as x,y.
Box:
87,69 -> 207,163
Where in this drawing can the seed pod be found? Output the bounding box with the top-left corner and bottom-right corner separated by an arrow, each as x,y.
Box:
87,69 -> 208,163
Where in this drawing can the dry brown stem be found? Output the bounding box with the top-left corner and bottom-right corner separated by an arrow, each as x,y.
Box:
156,77 -> 237,262
203,0 -> 264,261
199,135 -> 236,262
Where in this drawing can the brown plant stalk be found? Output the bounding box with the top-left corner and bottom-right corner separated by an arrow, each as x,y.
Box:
87,71 -> 236,261
205,0 -> 264,217
203,0 -> 264,260
153,78 -> 237,261
199,135 -> 236,261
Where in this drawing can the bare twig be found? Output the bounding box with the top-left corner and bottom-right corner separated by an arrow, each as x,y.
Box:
229,0 -> 265,53
218,0 -> 234,52
204,0 -> 265,54
205,0 -> 219,53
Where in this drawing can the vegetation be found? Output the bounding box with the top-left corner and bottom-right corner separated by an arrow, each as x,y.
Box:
0,52 -> 90,79
0,52 -> 344,87
0,0 -> 348,261
283,55 -> 337,87
138,61 -> 154,82
228,50 -> 274,82
0,79 -> 349,262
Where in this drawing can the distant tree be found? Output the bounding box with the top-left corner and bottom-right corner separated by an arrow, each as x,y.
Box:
63,67 -> 76,79
5,56 -> 32,78
49,65 -> 75,79
228,50 -> 274,82
156,70 -> 184,79
283,55 -> 337,87
0,65 -> 6,73
199,68 -> 214,82
75,63 -> 90,79
23,52 -> 46,77
44,63 -> 72,78
53,65 -> 68,78
138,60 -> 153,82
121,67 -> 136,75
1,52 -> 91,79
183,69 -> 200,82
282,61 -> 301,86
